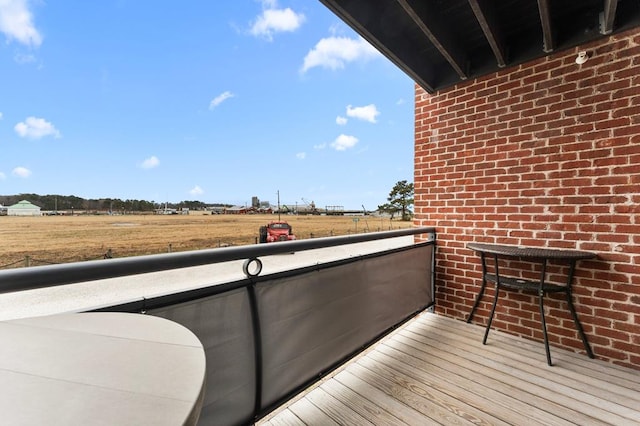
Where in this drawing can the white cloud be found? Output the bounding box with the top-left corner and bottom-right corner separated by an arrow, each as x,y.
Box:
140,156 -> 159,169
301,36 -> 379,73
331,134 -> 358,151
0,112 -> 3,120
336,116 -> 347,126
250,1 -> 305,41
296,152 -> 306,160
12,166 -> 31,178
313,142 -> 326,150
189,185 -> 204,196
346,104 -> 380,123
0,172 -> 5,180
0,0 -> 42,47
14,117 -> 61,139
396,98 -> 406,105
209,91 -> 234,109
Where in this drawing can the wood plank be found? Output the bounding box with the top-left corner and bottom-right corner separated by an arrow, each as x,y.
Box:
395,328 -> 636,425
435,316 -> 640,391
422,314 -> 640,389
287,398 -> 339,425
304,387 -> 373,425
319,378 -> 408,425
375,339 -> 580,426
420,315 -> 640,421
427,316 -> 640,407
403,320 -> 640,423
333,369 -> 448,425
345,361 -> 479,425
355,352 -> 514,426
260,408 -> 304,426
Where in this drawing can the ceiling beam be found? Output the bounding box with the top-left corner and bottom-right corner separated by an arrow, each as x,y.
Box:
468,0 -> 507,67
600,0 -> 618,34
537,0 -> 554,52
318,0 -> 437,93
397,0 -> 469,79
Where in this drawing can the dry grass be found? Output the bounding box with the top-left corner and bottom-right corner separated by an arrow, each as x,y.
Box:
0,213 -> 410,268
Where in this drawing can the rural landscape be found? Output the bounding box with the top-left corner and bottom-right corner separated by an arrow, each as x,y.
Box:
0,182 -> 414,269
0,213 -> 413,270
0,182 -> 415,269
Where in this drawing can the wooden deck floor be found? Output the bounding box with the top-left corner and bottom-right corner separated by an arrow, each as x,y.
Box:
258,312 -> 640,425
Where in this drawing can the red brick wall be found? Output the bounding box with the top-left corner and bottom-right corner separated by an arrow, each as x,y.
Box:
414,28 -> 640,369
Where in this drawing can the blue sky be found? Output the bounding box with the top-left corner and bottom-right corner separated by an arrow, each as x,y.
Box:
0,0 -> 413,209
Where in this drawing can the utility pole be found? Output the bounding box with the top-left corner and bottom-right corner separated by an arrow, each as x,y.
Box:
277,190 -> 281,221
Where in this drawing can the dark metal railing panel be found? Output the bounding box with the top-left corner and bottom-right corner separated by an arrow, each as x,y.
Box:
256,244 -> 434,412
0,227 -> 435,293
93,240 -> 435,426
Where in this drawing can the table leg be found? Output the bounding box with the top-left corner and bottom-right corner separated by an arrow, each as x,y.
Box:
565,261 -> 595,359
483,254 -> 500,345
538,259 -> 552,366
467,252 -> 488,323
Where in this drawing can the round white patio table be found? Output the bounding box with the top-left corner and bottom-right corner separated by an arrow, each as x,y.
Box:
0,312 -> 206,425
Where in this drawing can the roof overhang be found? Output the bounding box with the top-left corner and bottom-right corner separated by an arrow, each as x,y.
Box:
320,0 -> 640,93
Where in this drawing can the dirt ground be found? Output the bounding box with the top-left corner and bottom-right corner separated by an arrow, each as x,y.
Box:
0,213 -> 410,269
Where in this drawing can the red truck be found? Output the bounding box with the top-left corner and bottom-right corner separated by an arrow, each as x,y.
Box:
259,221 -> 296,243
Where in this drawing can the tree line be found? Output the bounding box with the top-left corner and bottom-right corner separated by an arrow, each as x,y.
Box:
0,194 -> 229,212
1,180 -> 414,217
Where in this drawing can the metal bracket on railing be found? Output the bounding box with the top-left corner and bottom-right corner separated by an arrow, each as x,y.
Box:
425,231 -> 436,242
242,257 -> 263,278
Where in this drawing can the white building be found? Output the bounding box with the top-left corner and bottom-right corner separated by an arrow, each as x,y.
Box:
7,200 -> 42,216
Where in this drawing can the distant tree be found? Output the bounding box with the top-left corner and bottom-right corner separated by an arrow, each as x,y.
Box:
139,200 -> 156,211
380,180 -> 414,221
377,202 -> 400,220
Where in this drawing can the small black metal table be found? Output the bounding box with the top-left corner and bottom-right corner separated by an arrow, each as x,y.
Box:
466,243 -> 596,366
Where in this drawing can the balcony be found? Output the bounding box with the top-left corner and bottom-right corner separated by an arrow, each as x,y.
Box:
1,227 -> 639,425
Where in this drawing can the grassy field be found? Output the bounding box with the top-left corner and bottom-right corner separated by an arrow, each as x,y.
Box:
0,213 -> 411,269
